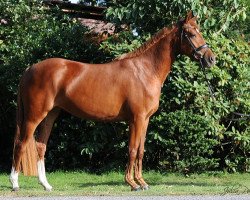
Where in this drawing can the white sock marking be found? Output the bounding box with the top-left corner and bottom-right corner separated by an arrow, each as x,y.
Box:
37,160 -> 52,191
10,167 -> 19,189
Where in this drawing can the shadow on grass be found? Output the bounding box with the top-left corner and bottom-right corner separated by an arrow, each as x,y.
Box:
73,180 -> 219,188
0,185 -> 12,190
159,181 -> 216,187
74,181 -> 124,188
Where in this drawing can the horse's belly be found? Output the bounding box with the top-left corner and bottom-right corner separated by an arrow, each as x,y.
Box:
58,94 -> 127,121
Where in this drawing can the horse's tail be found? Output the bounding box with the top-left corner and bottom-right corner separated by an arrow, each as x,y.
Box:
14,76 -> 38,176
12,82 -> 23,169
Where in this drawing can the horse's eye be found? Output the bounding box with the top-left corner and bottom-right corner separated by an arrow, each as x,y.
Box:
190,34 -> 196,38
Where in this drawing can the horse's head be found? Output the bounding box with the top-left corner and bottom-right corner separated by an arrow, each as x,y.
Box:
179,11 -> 215,67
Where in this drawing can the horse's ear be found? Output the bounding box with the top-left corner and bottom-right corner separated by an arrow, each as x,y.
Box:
185,10 -> 195,22
178,17 -> 185,26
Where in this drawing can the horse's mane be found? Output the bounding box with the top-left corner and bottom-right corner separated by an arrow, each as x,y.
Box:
116,26 -> 175,60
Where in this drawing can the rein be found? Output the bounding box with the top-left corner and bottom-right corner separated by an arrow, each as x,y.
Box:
182,28 -> 250,122
200,57 -> 250,122
200,61 -> 250,122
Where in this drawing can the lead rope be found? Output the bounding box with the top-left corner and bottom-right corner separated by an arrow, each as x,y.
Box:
199,59 -> 215,100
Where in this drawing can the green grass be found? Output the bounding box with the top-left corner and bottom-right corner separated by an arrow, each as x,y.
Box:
0,171 -> 250,196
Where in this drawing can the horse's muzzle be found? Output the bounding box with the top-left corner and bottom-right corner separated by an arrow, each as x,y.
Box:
202,50 -> 216,68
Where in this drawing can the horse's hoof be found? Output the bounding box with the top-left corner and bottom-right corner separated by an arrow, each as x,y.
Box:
12,187 -> 19,192
141,185 -> 149,190
43,186 -> 52,192
131,185 -> 141,191
39,182 -> 52,192
45,188 -> 52,192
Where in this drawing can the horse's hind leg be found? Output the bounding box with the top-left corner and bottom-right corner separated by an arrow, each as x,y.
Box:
10,120 -> 39,191
36,108 -> 60,191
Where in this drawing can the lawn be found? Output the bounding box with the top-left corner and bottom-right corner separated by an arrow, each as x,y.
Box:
0,171 -> 250,196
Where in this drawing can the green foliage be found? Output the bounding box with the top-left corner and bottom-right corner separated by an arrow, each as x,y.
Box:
100,31 -> 146,57
147,110 -> 219,172
106,0 -> 247,34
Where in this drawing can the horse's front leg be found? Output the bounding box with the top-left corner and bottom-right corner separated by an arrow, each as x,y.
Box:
125,116 -> 149,191
134,118 -> 149,190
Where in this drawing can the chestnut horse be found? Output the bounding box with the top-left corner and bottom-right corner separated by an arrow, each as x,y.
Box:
10,12 -> 215,191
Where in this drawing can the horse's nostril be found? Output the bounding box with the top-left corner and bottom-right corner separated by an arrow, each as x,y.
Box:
210,56 -> 215,63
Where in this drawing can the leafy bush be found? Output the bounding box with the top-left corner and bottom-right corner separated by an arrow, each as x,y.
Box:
146,110 -> 219,172
106,0 -> 247,34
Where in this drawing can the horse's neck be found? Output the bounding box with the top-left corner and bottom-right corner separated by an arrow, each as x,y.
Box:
145,27 -> 180,84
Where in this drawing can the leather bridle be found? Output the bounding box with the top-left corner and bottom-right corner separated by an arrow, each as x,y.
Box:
184,33 -> 209,59
181,26 -> 209,60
